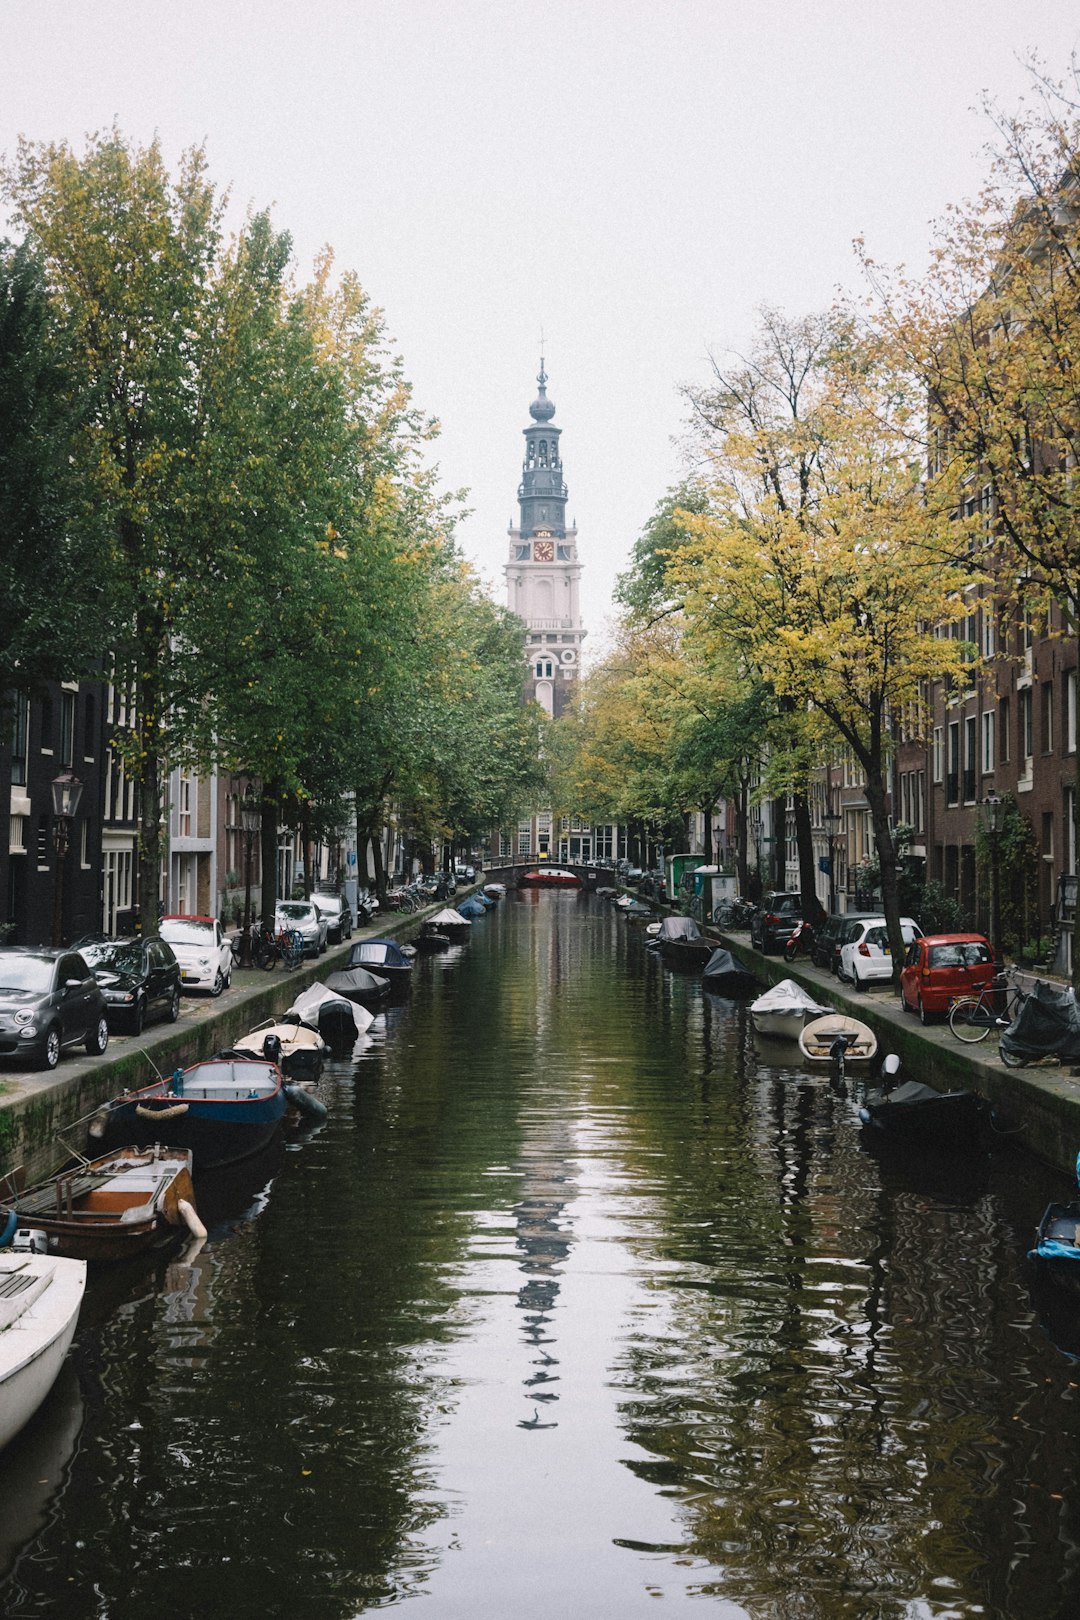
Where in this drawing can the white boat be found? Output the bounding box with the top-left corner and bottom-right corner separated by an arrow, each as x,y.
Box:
798,1013 -> 878,1066
289,982 -> 373,1045
751,978 -> 829,1039
234,1014 -> 327,1082
0,1252 -> 86,1452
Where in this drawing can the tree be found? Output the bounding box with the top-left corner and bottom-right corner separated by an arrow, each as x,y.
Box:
0,238 -> 103,691
673,310 -> 975,969
2,132 -> 227,921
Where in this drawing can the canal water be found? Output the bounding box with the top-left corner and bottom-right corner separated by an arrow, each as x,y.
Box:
3,891 -> 1080,1619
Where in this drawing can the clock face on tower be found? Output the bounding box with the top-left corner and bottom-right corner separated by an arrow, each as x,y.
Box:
533,540 -> 554,562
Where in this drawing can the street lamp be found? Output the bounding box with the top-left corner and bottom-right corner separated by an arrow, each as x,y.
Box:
239,788 -> 261,966
984,790 -> 1004,958
50,771 -> 83,946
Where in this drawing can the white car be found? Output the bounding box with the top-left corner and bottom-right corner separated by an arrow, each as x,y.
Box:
839,916 -> 922,989
160,914 -> 233,996
275,900 -> 328,958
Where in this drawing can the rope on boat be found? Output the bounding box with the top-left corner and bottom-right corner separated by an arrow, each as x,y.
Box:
135,1102 -> 189,1120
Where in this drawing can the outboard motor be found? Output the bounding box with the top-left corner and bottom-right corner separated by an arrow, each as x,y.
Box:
881,1052 -> 901,1095
262,1033 -> 284,1066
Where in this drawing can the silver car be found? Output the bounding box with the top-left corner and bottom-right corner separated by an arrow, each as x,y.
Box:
275,900 -> 328,958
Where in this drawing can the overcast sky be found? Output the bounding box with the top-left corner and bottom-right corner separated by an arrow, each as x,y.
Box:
3,2 -> 1079,652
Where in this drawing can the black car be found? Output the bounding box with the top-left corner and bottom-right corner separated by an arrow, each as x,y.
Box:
0,947 -> 109,1069
312,893 -> 353,945
83,936 -> 182,1033
750,892 -> 803,954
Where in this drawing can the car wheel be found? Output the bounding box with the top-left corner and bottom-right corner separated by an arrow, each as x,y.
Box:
39,1025 -> 61,1070
167,987 -> 181,1023
86,1015 -> 109,1056
130,996 -> 146,1035
854,970 -> 867,992
918,996 -> 933,1026
212,968 -> 225,997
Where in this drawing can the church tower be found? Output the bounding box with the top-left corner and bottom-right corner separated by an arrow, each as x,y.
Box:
505,361 -> 585,718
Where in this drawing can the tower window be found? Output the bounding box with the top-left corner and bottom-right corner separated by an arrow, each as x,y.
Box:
535,659 -> 554,680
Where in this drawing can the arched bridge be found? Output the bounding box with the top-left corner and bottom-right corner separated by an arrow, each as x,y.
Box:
479,859 -> 612,890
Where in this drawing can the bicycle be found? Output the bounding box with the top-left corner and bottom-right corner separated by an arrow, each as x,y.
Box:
948,967 -> 1028,1043
252,925 -> 305,971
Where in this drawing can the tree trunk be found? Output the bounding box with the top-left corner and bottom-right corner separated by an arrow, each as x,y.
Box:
735,778 -> 750,898
701,801 -> 713,865
259,780 -> 282,930
793,792 -> 821,921
865,769 -> 903,981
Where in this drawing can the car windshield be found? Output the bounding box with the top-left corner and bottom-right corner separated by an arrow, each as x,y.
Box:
315,897 -> 341,914
0,955 -> 54,992
85,942 -> 143,974
161,920 -> 214,946
278,903 -> 312,921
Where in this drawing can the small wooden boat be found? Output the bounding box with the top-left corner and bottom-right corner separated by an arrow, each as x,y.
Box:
858,1077 -> 990,1144
289,982 -> 373,1046
750,978 -> 828,1039
798,1013 -> 877,1065
482,883 -> 506,898
233,1015 -> 327,1083
92,1059 -> 288,1169
518,868 -> 581,888
701,948 -> 758,997
0,1252 -> 86,1452
4,1147 -> 200,1262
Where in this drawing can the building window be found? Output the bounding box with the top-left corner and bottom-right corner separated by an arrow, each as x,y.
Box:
1042,683 -> 1054,753
1067,670 -> 1077,756
932,726 -> 943,784
981,604 -> 997,658
9,815 -> 25,855
535,659 -> 554,680
1020,688 -> 1034,763
39,694 -> 52,751
982,710 -> 995,775
10,698 -> 28,787
947,722 -> 960,804
179,778 -> 192,838
60,691 -> 75,768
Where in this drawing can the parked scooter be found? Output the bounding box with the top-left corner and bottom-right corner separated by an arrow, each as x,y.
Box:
783,919 -> 816,963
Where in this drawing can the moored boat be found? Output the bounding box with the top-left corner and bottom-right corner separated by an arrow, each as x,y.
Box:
701,947 -> 759,997
233,1015 -> 327,1082
91,1059 -> 288,1169
858,1076 -> 990,1144
517,868 -> 581,888
337,938 -> 414,987
0,1252 -> 86,1452
798,1014 -> 877,1065
289,982 -> 373,1046
424,907 -> 472,942
652,916 -> 714,966
750,977 -> 829,1039
4,1147 -> 200,1262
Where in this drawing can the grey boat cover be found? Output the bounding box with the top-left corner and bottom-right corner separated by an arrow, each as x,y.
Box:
657,916 -> 704,944
325,966 -> 392,1001
429,908 -> 471,928
749,978 -> 828,1018
1000,978 -> 1080,1065
701,948 -> 758,991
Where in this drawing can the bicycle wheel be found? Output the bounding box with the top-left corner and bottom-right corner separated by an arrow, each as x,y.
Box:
949,998 -> 992,1042
282,929 -> 305,969
257,936 -> 277,971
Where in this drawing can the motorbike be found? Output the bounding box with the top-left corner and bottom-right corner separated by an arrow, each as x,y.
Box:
783,919 -> 816,963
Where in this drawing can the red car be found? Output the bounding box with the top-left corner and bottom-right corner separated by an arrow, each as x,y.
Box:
899,933 -> 997,1024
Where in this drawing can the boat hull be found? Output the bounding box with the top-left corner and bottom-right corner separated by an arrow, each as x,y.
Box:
9,1148 -> 197,1262
752,1010 -> 808,1039
97,1061 -> 288,1170
798,1014 -> 878,1065
0,1255 -> 86,1452
858,1082 -> 987,1146
1031,1202 -> 1080,1297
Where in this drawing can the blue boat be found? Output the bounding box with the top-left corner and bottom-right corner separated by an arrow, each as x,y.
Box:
342,937 -> 415,986
1030,1151 -> 1080,1300
457,898 -> 487,920
91,1057 -> 288,1170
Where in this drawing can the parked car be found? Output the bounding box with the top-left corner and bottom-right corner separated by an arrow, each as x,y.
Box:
454,862 -> 475,882
899,933 -> 998,1024
160,915 -> 233,996
312,893 -> 353,945
750,892 -> 803,954
811,912 -> 880,975
82,936 -> 182,1033
276,900 -> 328,958
0,947 -> 109,1069
838,916 -> 922,989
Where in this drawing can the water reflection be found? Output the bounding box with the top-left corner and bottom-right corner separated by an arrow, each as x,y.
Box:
6,896 -> 1080,1617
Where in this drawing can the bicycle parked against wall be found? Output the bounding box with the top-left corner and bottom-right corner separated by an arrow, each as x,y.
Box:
948,967 -> 1028,1044
251,923 -> 305,971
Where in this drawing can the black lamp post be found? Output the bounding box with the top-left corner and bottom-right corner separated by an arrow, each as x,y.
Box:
984,790 -> 1004,958
50,771 -> 83,947
240,788 -> 261,967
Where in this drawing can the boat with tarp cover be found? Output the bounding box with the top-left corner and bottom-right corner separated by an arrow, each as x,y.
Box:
750,978 -> 828,1038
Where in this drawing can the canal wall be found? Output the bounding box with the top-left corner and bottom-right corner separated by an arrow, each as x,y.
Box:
0,908 -> 437,1185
